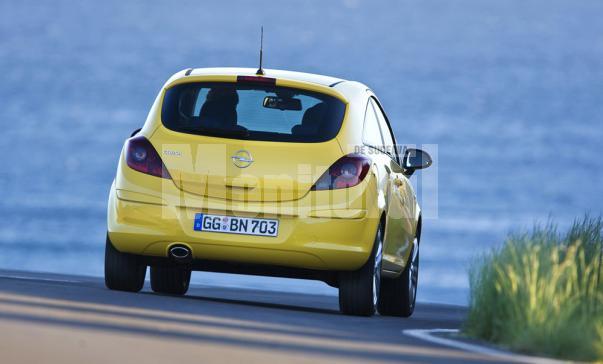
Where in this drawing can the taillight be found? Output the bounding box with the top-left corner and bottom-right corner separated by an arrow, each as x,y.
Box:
311,154 -> 371,191
125,136 -> 171,179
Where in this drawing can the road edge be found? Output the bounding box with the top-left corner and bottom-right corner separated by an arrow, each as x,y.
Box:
402,329 -> 565,364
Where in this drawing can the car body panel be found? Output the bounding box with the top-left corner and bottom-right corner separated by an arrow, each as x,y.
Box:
151,125 -> 345,202
108,166 -> 381,270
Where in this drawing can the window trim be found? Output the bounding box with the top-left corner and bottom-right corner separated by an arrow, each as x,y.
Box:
369,97 -> 400,165
361,99 -> 385,150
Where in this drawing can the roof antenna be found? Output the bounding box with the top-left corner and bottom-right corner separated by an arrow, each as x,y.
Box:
256,26 -> 265,76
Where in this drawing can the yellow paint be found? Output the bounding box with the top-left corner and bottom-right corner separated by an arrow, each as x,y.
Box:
108,68 -> 421,274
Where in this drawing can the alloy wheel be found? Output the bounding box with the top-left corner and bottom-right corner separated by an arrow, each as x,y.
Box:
372,229 -> 383,307
408,237 -> 419,309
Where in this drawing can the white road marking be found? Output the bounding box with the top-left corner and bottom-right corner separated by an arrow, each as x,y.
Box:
0,274 -> 80,283
402,329 -> 564,364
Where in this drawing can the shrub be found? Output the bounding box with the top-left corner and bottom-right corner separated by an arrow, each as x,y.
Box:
464,216 -> 603,361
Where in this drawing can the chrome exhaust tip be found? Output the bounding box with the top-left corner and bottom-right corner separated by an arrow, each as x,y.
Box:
168,245 -> 192,263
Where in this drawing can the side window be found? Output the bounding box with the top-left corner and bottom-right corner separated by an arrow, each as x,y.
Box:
370,98 -> 398,163
362,101 -> 384,150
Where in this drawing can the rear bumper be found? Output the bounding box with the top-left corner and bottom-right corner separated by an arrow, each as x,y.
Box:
107,178 -> 381,272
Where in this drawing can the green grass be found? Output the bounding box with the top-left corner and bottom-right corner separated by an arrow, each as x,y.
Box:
463,216 -> 603,362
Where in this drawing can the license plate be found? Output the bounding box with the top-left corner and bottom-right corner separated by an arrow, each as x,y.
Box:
193,213 -> 279,237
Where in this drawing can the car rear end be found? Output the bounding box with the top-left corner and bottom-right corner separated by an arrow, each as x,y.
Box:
107,70 -> 380,273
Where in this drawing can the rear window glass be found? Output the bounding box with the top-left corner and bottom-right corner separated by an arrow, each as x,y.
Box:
161,82 -> 347,142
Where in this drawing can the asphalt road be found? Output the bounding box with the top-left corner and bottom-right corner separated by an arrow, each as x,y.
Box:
0,270 -> 506,363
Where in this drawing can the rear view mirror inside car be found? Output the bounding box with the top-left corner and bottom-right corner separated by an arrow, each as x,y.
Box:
263,96 -> 302,111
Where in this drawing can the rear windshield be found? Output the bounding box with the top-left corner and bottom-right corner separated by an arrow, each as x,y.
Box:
161,82 -> 346,142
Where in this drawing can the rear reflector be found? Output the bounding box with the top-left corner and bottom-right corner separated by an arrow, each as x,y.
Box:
237,75 -> 276,85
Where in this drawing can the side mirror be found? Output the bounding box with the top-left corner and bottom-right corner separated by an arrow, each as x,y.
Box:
402,148 -> 432,176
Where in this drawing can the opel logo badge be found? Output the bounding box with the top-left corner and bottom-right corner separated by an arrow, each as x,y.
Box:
231,150 -> 253,168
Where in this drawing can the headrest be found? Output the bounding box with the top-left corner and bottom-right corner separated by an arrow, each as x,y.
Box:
291,102 -> 326,135
206,87 -> 239,106
301,103 -> 325,127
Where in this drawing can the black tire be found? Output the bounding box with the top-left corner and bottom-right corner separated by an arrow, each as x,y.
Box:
150,266 -> 191,295
104,235 -> 146,292
378,237 -> 419,317
338,225 -> 383,316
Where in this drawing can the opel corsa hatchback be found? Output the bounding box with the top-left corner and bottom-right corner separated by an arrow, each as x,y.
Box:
106,67 -> 432,317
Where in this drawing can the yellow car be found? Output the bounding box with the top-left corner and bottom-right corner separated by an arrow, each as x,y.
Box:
105,67 -> 432,317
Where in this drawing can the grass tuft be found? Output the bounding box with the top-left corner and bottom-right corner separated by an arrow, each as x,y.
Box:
464,216 -> 603,361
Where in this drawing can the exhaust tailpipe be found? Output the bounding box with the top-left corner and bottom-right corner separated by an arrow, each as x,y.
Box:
169,245 -> 192,264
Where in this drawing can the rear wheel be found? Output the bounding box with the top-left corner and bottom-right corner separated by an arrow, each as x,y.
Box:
338,225 -> 383,316
104,235 -> 146,292
378,237 -> 419,317
150,266 -> 191,295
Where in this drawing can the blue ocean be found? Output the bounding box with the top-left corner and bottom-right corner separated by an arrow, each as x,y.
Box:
1,0 -> 602,305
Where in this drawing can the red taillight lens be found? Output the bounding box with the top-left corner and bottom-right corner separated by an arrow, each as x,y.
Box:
311,154 -> 371,191
125,136 -> 171,179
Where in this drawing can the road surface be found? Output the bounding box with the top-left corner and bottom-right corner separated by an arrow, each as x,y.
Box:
0,269 -> 506,363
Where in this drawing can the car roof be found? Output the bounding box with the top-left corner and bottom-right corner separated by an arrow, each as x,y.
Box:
185,67 -> 346,87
